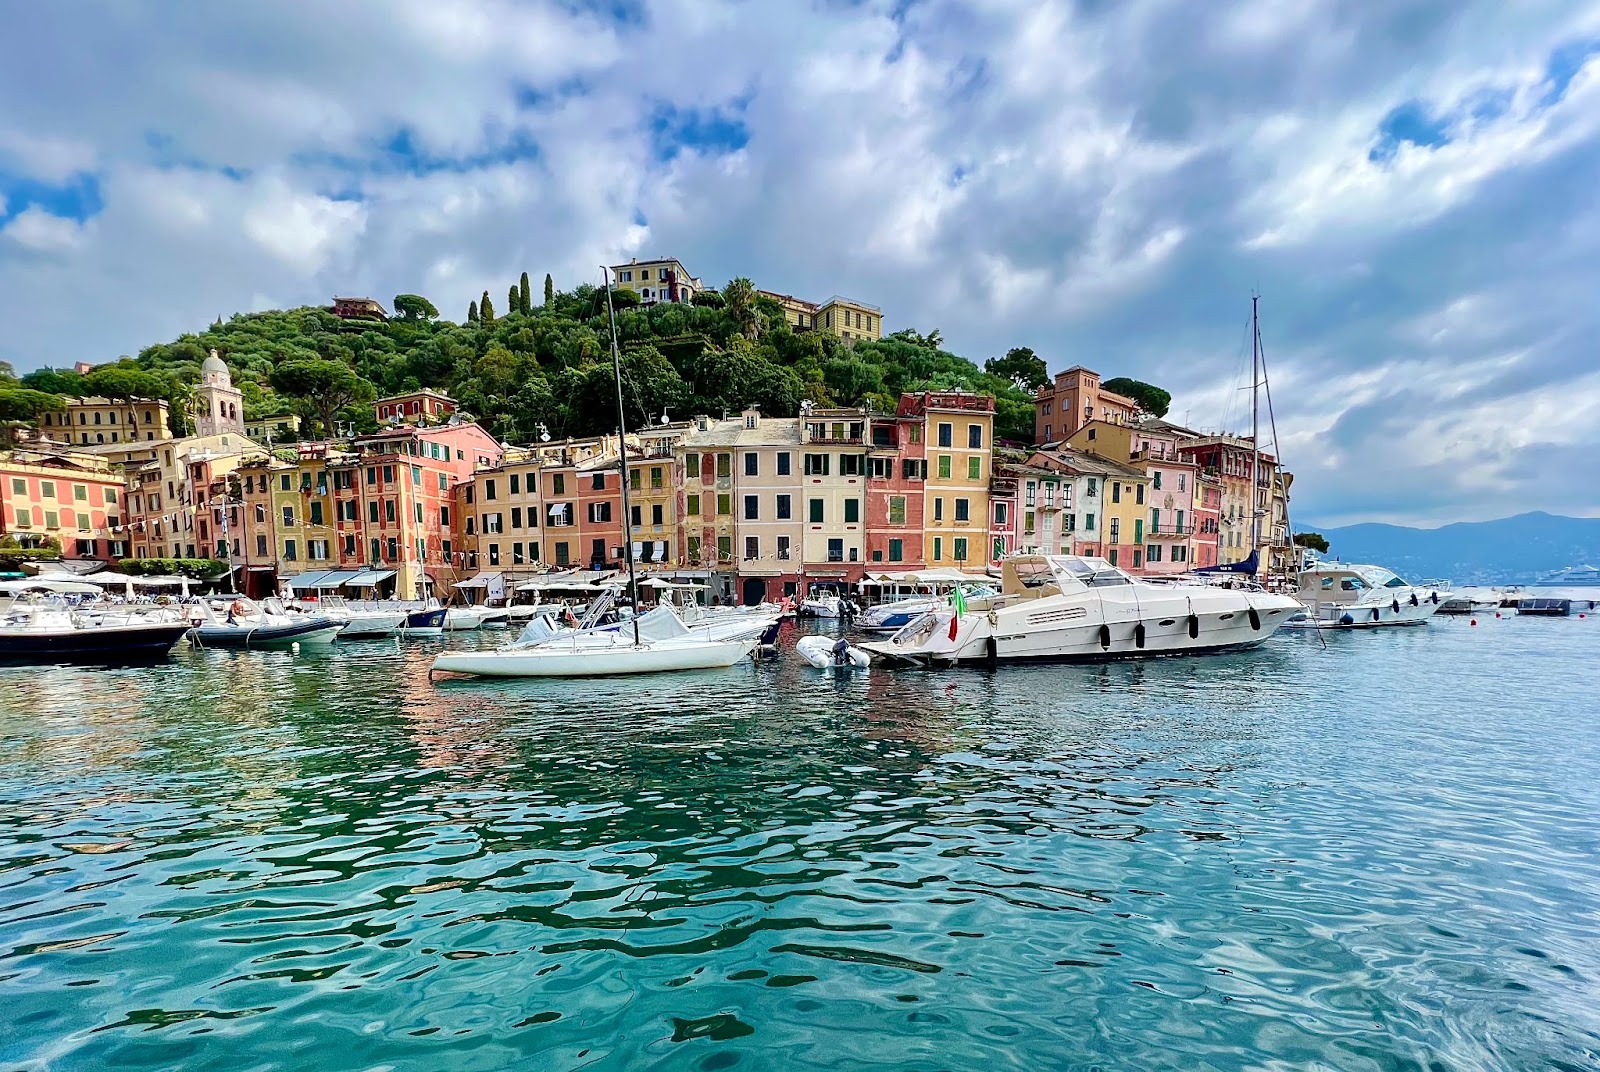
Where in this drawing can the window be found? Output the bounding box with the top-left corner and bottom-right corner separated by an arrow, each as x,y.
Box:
1133,549 -> 1143,568
953,537 -> 968,562
412,465 -> 421,486
40,481 -> 55,498
777,535 -> 791,560
1024,510 -> 1035,532
1136,484 -> 1145,505
283,539 -> 298,561
827,538 -> 843,562
652,504 -> 663,526
384,500 -> 396,523
888,538 -> 903,562
716,454 -> 731,479
937,422 -> 952,447
1110,518 -> 1121,542
967,424 -> 983,449
687,493 -> 700,516
743,495 -> 759,520
774,451 -> 792,477
809,499 -> 824,524
387,537 -> 398,561
342,534 -> 356,557
485,513 -> 502,534
868,457 -> 892,479
74,485 -> 87,501
309,501 -> 324,525
509,474 -> 520,495
592,473 -> 605,491
282,506 -> 295,527
744,536 -> 759,560
1087,478 -> 1098,497
684,453 -> 699,476
44,510 -> 58,529
995,502 -> 1009,525
588,502 -> 612,523
1085,512 -> 1095,531
955,498 -> 969,522
844,498 -> 859,524
370,537 -> 381,562
310,540 -> 329,561
651,467 -> 663,489
937,456 -> 952,480
1147,543 -> 1162,563
630,504 -> 642,528
888,496 -> 906,525
630,470 -> 643,492
511,506 -> 522,529
715,494 -> 731,516
934,498 -> 944,522
1152,471 -> 1162,490
967,457 -> 981,480
257,534 -> 269,556
744,453 -> 758,477
840,454 -> 864,477
902,459 -> 924,481
686,536 -> 701,561
716,535 -> 731,561
1108,549 -> 1119,566
512,542 -> 525,565
932,536 -> 942,562
1112,483 -> 1121,504
804,454 -> 829,476
368,501 -> 380,523
552,474 -> 565,495
9,478 -> 22,495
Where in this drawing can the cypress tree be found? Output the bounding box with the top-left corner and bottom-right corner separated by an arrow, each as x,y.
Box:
467,300 -> 479,323
519,272 -> 531,314
509,285 -> 520,317
544,273 -> 554,306
480,290 -> 495,323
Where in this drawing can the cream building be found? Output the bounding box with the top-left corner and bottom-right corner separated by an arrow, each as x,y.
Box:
610,257 -> 703,305
910,391 -> 994,568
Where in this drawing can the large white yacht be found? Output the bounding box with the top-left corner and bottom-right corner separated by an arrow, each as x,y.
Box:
856,555 -> 1302,667
1285,562 -> 1448,628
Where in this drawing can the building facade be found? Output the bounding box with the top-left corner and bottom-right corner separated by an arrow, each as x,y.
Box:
610,258 -> 703,305
1034,366 -> 1140,445
0,451 -> 128,562
40,396 -> 173,447
907,391 -> 994,570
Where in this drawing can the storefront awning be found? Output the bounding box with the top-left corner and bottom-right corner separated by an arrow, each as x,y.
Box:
454,571 -> 502,589
283,570 -> 334,590
311,570 -> 360,588
344,569 -> 397,587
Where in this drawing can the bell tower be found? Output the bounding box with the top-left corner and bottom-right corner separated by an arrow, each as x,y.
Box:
194,349 -> 244,437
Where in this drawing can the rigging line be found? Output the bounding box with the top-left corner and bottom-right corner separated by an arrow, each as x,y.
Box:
1255,312 -> 1324,651
1221,309 -> 1254,436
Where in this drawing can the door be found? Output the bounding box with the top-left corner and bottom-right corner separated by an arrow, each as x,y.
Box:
742,578 -> 766,606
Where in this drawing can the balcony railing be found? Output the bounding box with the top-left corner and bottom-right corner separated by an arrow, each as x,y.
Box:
1146,522 -> 1196,538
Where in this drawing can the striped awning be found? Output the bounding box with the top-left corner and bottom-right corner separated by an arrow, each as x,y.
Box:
344,569 -> 397,587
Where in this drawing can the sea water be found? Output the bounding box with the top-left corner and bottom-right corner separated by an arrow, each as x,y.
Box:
2,615 -> 1597,1070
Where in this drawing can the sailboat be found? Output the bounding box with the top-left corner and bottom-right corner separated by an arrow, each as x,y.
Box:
430,271 -> 764,679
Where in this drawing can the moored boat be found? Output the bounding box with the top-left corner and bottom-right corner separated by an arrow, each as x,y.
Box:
1284,563 -> 1447,629
187,597 -> 342,649
858,555 -> 1301,667
0,580 -> 192,663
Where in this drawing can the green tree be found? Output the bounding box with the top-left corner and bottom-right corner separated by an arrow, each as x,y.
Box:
722,277 -> 760,339
1101,377 -> 1171,418
270,358 -> 375,436
0,387 -> 63,423
467,300 -> 479,324
1293,532 -> 1330,554
519,272 -> 532,314
480,291 -> 495,324
20,368 -> 85,395
544,273 -> 554,306
392,294 -> 439,321
984,346 -> 1049,391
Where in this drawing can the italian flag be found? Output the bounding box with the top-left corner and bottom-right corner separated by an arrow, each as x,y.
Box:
947,585 -> 966,641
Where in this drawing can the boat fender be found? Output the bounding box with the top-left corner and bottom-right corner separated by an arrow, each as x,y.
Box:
1341,613 -> 1355,626
1430,592 -> 1439,604
1371,608 -> 1381,622
1097,624 -> 1111,648
1186,614 -> 1200,639
985,636 -> 998,666
1391,599 -> 1401,615
1410,593 -> 1419,607
1248,607 -> 1261,631
1134,623 -> 1146,648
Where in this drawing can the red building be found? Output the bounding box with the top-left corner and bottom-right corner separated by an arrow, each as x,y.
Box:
376,389 -> 457,426
864,410 -> 927,570
331,296 -> 388,320
988,467 -> 1019,562
0,453 -> 128,564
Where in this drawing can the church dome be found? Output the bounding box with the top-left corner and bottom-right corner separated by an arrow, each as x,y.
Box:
201,349 -> 229,379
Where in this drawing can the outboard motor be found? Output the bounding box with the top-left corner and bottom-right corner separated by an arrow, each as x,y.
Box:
832,636 -> 852,666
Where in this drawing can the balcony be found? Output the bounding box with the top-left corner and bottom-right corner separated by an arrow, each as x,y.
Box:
1146,522 -> 1195,539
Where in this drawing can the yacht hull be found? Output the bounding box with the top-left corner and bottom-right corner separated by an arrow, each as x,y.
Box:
0,622 -> 192,663
190,619 -> 342,649
431,637 -> 759,678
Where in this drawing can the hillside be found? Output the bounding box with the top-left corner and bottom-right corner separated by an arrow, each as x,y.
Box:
4,276 -> 1039,445
1316,512 -> 1600,583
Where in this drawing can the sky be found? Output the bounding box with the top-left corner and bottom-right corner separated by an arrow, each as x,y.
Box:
2,0 -> 1598,528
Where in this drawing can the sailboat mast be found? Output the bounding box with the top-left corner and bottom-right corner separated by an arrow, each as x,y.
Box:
602,268 -> 643,647
1250,294 -> 1262,569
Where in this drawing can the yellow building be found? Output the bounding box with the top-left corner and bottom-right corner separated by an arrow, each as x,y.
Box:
797,405 -> 869,577
244,413 -> 302,446
40,396 -> 173,447
125,433 -> 268,560
815,296 -> 882,342
756,291 -> 818,330
610,257 -> 703,305
908,391 -> 993,568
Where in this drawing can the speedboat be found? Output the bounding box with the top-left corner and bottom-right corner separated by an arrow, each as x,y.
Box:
307,595 -> 407,638
187,597 -> 342,649
0,580 -> 192,663
857,554 -> 1302,667
430,605 -> 763,678
858,584 -> 998,633
1284,563 -> 1447,629
444,605 -> 494,631
799,589 -> 846,619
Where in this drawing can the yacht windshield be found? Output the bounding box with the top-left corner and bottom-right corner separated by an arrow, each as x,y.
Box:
1355,566 -> 1408,588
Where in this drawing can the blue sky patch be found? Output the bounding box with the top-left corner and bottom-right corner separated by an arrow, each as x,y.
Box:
1540,38 -> 1599,108
0,170 -> 103,222
648,100 -> 751,162
1368,101 -> 1451,163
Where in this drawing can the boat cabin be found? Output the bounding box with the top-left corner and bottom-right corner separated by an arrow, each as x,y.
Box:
1295,564 -> 1412,605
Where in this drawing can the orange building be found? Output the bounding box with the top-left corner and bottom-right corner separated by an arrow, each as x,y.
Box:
1034,366 -> 1140,445
1,451 -> 129,563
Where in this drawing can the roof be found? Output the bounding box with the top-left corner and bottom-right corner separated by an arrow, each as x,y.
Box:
683,416 -> 802,448
1029,447 -> 1147,480
1133,417 -> 1201,437
819,295 -> 882,313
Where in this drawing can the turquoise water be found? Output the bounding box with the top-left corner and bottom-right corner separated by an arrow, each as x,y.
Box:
2,617 -> 1598,1070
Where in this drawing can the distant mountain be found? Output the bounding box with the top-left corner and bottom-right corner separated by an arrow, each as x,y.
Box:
1312,512 -> 1600,584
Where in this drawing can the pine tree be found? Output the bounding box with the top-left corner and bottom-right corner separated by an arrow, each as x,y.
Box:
467,300 -> 479,323
544,273 -> 554,306
519,272 -> 531,314
509,285 -> 520,317
480,290 -> 495,323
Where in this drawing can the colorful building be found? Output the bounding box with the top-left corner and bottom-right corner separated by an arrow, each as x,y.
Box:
1034,366 -> 1140,445
1028,447 -> 1150,568
1065,419 -> 1199,574
907,391 -> 994,570
376,389 -> 457,426
815,297 -> 882,342
610,258 -> 703,305
1178,435 -> 1275,574
243,413 -> 302,446
798,405 -> 870,590
864,408 -> 926,570
1004,463 -> 1070,555
0,450 -> 128,563
39,396 -> 173,448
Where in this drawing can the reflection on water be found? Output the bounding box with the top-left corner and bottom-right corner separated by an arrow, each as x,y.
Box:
3,618 -> 1600,1070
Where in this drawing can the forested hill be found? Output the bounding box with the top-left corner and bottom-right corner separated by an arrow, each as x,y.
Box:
5,275 -> 1046,445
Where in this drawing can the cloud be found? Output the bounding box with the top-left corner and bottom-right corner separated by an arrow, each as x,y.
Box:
0,0 -> 1597,526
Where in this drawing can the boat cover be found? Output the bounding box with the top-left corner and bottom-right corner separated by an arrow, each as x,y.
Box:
1195,550 -> 1259,575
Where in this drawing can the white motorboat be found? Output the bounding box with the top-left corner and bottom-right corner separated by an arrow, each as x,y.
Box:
857,583 -> 998,633
0,580 -> 193,663
796,634 -> 871,669
306,595 -> 408,638
187,597 -> 342,649
799,589 -> 847,619
858,554 -> 1302,667
430,605 -> 762,678
444,605 -> 495,631
1284,563 -> 1447,629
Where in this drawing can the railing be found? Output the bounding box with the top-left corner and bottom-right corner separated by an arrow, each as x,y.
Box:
1146,522 -> 1196,537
